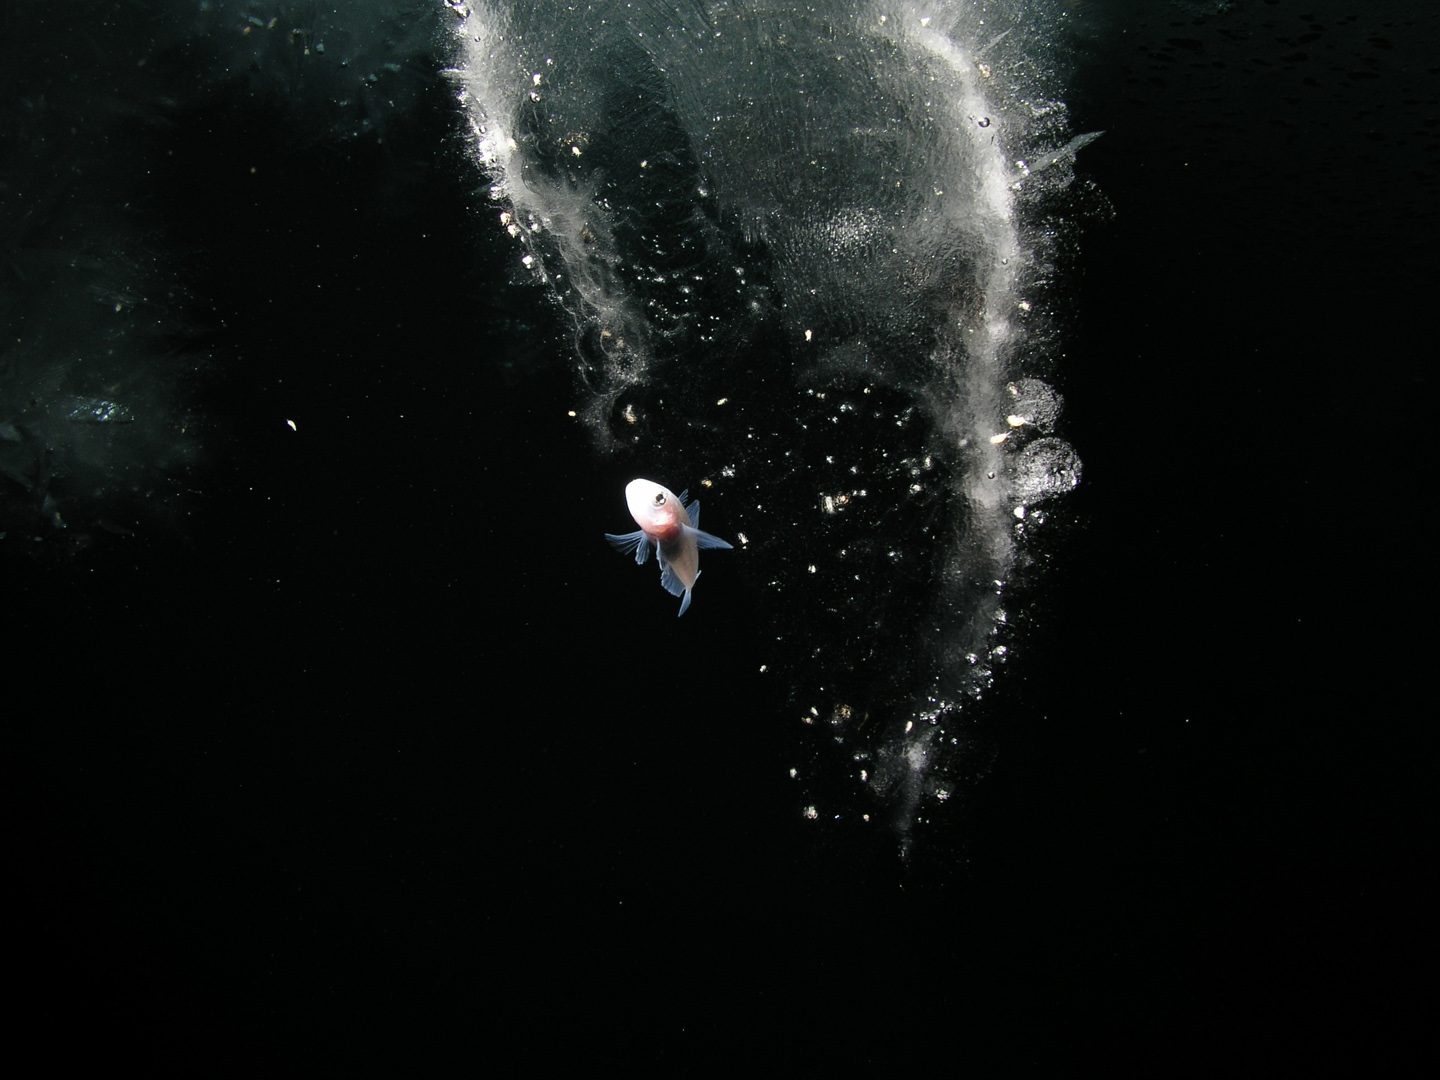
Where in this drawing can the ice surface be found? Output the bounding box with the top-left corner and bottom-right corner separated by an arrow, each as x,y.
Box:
451,0 -> 1095,843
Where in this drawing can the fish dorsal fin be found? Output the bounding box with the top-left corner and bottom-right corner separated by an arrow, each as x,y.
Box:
691,528 -> 732,551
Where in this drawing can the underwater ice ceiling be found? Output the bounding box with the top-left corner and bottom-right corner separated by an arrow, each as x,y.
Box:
450,0 -> 1097,840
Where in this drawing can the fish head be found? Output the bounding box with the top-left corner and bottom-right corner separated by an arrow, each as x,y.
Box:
625,478 -> 684,531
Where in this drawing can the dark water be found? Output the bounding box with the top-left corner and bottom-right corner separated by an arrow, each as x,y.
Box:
4,0 -> 1429,1067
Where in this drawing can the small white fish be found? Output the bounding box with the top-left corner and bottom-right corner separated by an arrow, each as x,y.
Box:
605,478 -> 733,616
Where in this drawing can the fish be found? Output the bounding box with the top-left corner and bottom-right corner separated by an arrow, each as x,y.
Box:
605,478 -> 733,616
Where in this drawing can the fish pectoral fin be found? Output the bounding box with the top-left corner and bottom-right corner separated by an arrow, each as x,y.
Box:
604,529 -> 651,565
689,527 -> 733,551
684,498 -> 700,529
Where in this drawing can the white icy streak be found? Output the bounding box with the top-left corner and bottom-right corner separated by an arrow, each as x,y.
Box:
895,19 -> 1024,816
452,4 -> 655,396
915,21 -> 1018,513
452,8 -> 519,201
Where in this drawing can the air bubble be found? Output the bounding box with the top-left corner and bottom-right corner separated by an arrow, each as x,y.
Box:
1011,437 -> 1082,505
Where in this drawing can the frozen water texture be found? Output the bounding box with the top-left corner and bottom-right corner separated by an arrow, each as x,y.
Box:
451,0 -> 1095,842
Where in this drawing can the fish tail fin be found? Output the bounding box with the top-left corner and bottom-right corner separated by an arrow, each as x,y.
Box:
677,570 -> 702,616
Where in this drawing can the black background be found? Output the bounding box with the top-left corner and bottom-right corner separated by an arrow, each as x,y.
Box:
6,0 -> 1431,1069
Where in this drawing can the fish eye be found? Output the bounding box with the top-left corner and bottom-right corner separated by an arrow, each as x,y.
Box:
653,492 -> 665,505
